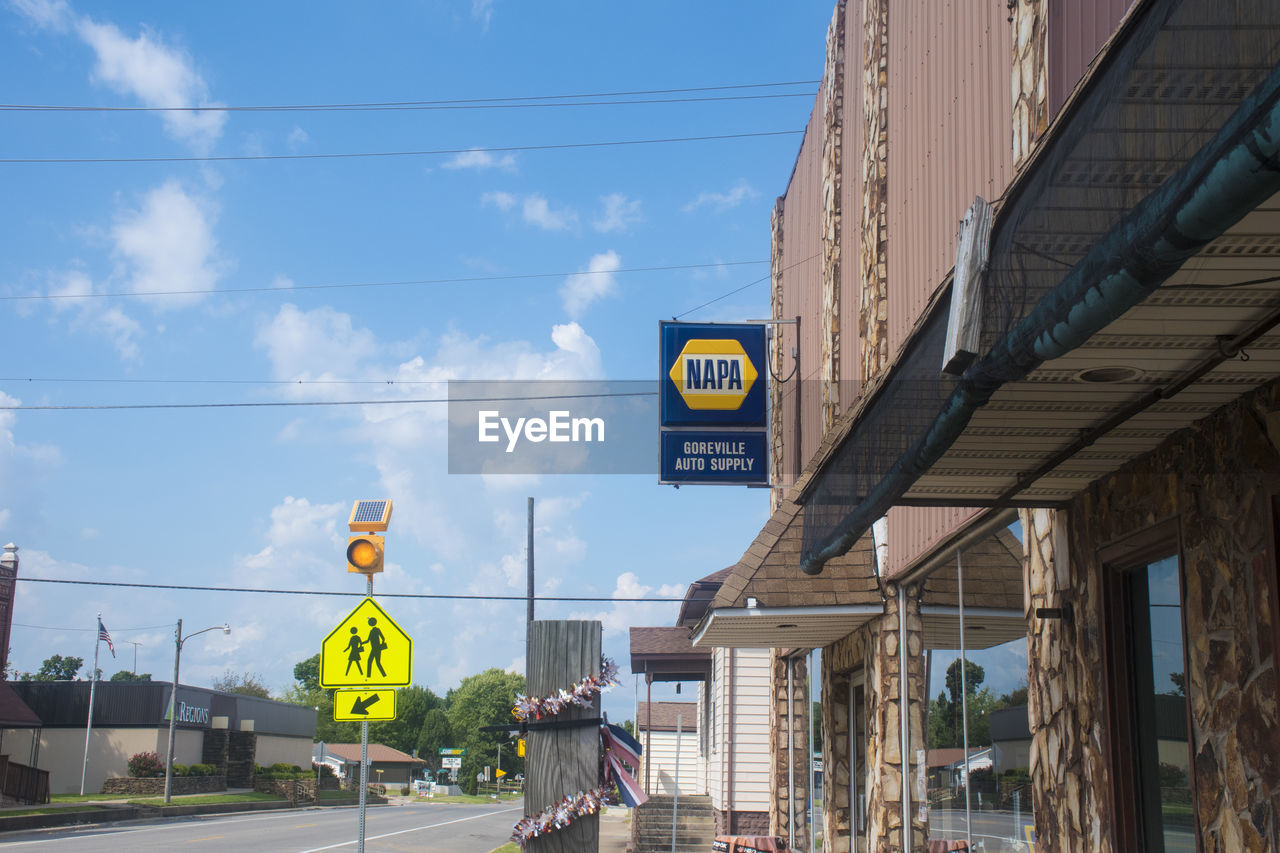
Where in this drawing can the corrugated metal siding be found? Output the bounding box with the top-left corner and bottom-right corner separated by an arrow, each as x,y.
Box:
1049,0 -> 1135,116
886,0 -> 1014,355
885,505 -> 982,577
840,0 -> 867,403
780,105 -> 826,475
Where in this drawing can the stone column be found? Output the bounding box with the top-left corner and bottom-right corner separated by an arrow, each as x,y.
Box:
860,0 -> 889,381
821,0 -> 846,432
770,197 -> 786,512
769,649 -> 810,850
1021,508 -> 1109,853
865,584 -> 926,852
1011,0 -> 1049,167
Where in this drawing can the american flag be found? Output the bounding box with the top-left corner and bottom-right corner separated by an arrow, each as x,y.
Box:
98,619 -> 116,658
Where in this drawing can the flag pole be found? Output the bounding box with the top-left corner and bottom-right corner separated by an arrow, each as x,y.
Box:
80,612 -> 102,796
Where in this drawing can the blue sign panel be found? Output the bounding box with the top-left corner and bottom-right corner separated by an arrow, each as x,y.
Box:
660,430 -> 768,486
660,322 -> 767,427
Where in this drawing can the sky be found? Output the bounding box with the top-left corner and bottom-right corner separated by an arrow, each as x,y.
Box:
0,0 -> 837,725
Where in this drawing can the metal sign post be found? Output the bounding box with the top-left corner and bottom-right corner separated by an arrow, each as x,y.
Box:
357,573 -> 371,853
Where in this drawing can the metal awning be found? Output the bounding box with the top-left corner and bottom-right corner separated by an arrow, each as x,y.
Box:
921,606 -> 1026,650
800,0 -> 1280,572
691,604 -> 883,649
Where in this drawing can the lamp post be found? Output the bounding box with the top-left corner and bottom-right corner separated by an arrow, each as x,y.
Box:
164,619 -> 230,804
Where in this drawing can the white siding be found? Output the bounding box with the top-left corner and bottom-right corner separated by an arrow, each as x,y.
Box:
709,647 -> 772,814
643,728 -> 703,796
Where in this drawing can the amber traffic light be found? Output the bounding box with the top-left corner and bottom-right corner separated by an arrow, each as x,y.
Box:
347,535 -> 385,574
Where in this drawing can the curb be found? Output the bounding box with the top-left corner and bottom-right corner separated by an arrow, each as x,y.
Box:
0,796 -> 389,833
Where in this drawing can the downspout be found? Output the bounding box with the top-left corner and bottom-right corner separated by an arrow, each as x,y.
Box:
802,58 -> 1280,574
787,657 -> 796,851
727,648 -> 735,829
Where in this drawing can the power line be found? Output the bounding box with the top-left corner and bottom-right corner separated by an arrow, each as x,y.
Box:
17,576 -> 683,603
0,129 -> 804,166
672,253 -> 820,319
13,621 -> 174,633
1,260 -> 767,303
0,390 -> 657,412
0,80 -> 819,113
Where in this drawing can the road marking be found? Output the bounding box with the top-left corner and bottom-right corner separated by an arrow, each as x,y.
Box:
297,806 -> 522,852
187,836 -> 224,842
295,822 -> 319,828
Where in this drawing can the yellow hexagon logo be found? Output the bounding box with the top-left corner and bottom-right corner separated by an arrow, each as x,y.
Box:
668,338 -> 759,410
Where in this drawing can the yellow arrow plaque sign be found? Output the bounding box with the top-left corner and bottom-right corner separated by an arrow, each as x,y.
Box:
334,688 -> 397,722
320,598 -> 413,688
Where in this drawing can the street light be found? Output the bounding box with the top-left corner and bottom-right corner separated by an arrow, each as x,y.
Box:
164,619 -> 231,804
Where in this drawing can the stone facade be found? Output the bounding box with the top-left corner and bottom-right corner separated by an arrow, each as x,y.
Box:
714,808 -> 770,837
255,777 -> 317,804
227,731 -> 256,787
770,198 -> 787,507
821,0 -> 846,433
1022,381 -> 1280,851
1011,0 -> 1049,167
100,775 -> 226,796
768,649 -> 810,849
859,0 -> 889,382
822,624 -> 874,853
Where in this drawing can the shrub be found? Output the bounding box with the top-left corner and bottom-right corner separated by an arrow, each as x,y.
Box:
128,751 -> 164,778
369,783 -> 386,796
187,763 -> 218,777
400,785 -> 410,796
172,763 -> 189,777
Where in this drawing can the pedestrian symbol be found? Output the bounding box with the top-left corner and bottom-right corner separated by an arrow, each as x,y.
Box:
320,598 -> 413,688
333,688 -> 398,721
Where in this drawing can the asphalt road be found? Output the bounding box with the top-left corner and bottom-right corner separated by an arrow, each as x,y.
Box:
0,802 -> 524,852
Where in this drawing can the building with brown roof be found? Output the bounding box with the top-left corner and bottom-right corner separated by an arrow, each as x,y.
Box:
687,0 -> 1280,850
315,742 -> 426,787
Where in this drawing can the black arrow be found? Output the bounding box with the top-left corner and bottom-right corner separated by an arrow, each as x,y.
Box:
350,694 -> 381,716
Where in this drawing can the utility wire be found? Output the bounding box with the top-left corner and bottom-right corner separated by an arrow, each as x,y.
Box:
0,80 -> 819,113
0,129 -> 804,166
3,94 -> 815,114
17,576 -> 683,602
1,259 -> 767,303
0,391 -> 657,412
13,621 -> 174,633
672,253 -> 820,319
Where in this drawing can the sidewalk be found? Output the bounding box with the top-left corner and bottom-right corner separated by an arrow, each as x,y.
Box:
600,806 -> 630,853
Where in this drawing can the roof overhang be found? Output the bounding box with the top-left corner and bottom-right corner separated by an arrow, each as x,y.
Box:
798,0 -> 1280,572
692,604 -> 883,649
920,605 -> 1026,650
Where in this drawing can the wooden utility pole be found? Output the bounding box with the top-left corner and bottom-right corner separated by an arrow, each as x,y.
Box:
525,620 -> 601,852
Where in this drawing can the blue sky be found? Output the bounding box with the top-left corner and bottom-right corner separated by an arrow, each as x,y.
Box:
0,0 -> 834,723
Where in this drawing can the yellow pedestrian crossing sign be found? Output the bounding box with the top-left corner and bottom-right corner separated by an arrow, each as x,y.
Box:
334,688 -> 398,721
320,598 -> 413,688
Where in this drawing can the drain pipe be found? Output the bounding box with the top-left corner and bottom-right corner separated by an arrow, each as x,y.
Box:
802,57 -> 1280,575
787,657 -> 796,851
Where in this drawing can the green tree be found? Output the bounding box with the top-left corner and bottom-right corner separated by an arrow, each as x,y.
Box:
213,670 -> 272,699
928,659 -> 988,749
110,670 -> 152,682
445,668 -> 525,793
24,654 -> 84,681
294,654 -> 321,692
416,708 -> 453,773
369,685 -> 442,755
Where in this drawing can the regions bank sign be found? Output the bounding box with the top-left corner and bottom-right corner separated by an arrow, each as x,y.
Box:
659,322 -> 768,486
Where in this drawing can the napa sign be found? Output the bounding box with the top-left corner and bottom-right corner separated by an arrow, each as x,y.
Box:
659,322 -> 767,485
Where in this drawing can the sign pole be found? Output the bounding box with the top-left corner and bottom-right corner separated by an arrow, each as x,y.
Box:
357,573 -> 372,853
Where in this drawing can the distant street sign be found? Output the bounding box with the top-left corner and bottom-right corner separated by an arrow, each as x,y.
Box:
441,756 -> 462,769
333,688 -> 397,721
319,598 -> 413,688
439,747 -> 466,755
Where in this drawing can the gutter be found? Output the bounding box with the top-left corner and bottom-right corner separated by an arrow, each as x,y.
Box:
801,56 -> 1280,575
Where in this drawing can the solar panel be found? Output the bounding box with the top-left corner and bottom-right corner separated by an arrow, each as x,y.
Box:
348,499 -> 393,532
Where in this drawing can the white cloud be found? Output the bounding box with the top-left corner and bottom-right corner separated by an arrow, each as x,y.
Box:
443,148 -> 516,171
482,191 -> 517,212
560,251 -> 621,318
569,572 -> 685,637
682,180 -> 759,213
10,0 -> 72,31
48,270 -> 143,359
112,180 -> 223,309
472,0 -> 495,29
254,303 -> 379,387
593,193 -> 642,233
286,127 -> 310,150
521,194 -> 577,231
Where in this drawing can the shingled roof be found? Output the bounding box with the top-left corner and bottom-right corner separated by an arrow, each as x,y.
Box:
629,626 -> 711,682
637,701 -> 698,733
